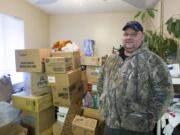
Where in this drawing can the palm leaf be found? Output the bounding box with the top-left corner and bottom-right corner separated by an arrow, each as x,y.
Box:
134,11 -> 142,19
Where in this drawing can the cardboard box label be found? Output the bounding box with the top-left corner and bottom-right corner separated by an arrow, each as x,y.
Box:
48,76 -> 56,83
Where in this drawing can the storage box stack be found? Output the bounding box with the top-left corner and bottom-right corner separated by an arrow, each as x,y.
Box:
46,51 -> 83,107
80,56 -> 105,135
13,49 -> 55,135
12,91 -> 55,135
47,51 -> 84,135
81,56 -> 102,110
81,56 -> 102,84
15,49 -> 51,96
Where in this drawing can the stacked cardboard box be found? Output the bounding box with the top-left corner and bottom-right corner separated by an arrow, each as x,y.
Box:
80,56 -> 105,135
46,51 -> 82,107
46,51 -> 84,135
21,107 -> 55,135
81,56 -> 102,111
12,91 -> 55,135
13,49 -> 55,135
13,49 -> 104,135
81,56 -> 102,84
15,49 -> 51,96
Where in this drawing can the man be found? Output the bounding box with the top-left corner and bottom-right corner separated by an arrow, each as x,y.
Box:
97,21 -> 174,135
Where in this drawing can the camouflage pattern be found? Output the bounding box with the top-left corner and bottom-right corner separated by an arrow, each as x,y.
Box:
97,46 -> 174,132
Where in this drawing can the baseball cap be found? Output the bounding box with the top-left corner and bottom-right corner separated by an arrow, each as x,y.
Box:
122,21 -> 143,32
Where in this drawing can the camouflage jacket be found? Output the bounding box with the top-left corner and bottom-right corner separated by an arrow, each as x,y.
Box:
97,46 -> 174,132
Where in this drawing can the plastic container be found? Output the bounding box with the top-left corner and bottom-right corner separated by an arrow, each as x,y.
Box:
83,39 -> 95,56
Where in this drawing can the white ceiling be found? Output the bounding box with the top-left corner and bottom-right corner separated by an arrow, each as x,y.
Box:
25,0 -> 159,15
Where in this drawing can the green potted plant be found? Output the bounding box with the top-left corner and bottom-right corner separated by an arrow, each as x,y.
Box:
134,2 -> 179,63
144,31 -> 177,60
166,17 -> 180,39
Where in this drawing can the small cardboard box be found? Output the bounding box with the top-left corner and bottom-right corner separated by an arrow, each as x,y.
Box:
47,69 -> 81,87
51,51 -> 81,70
24,73 -> 51,96
83,108 -> 104,122
52,81 -> 83,107
72,115 -> 97,135
81,56 -> 102,66
45,57 -> 73,73
12,92 -> 53,112
0,124 -> 27,135
86,66 -> 101,83
15,49 -> 51,72
21,107 -> 55,135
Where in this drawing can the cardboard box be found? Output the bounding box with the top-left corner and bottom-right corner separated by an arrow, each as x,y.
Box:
47,69 -> 81,87
24,73 -> 51,96
81,56 -> 102,66
86,66 -> 101,83
51,81 -> 83,107
83,108 -> 104,122
72,115 -> 97,135
12,92 -> 53,112
21,107 -> 55,135
15,49 -> 51,72
45,57 -> 73,73
0,124 -> 27,135
53,121 -> 64,135
51,51 -> 81,70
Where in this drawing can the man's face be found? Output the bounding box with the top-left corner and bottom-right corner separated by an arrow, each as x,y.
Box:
122,27 -> 144,53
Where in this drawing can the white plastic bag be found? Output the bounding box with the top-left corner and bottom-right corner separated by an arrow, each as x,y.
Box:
61,43 -> 79,52
0,102 -> 21,127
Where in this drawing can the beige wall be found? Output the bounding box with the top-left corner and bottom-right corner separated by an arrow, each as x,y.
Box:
1,0 -> 178,60
0,0 -> 50,49
50,12 -> 135,56
154,0 -> 180,31
155,0 -> 180,63
164,0 -> 180,23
